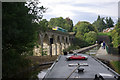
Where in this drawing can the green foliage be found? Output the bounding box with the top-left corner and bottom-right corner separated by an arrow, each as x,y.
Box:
49,17 -> 65,28
111,21 -> 120,48
84,31 -> 97,45
2,2 -> 46,78
48,17 -> 73,32
25,0 -> 47,22
75,32 -> 84,40
111,30 -> 120,48
93,15 -> 106,32
93,15 -> 114,32
72,21 -> 97,48
3,2 -> 39,55
73,21 -> 97,46
98,32 -> 111,36
105,17 -> 114,28
72,38 -> 89,48
38,19 -> 49,31
73,21 -> 96,35
65,17 -> 73,32
110,61 -> 120,74
3,50 -> 31,78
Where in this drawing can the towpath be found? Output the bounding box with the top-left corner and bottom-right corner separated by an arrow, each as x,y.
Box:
96,47 -> 120,61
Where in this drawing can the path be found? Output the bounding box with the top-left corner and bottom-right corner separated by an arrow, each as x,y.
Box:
96,47 -> 120,61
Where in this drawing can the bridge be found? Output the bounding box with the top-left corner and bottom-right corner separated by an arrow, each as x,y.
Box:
33,30 -> 75,56
97,35 -> 111,44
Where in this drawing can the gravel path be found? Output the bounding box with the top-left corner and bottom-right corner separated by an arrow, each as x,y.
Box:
96,47 -> 120,61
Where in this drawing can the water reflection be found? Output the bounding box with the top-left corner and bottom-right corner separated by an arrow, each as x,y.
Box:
85,46 -> 100,55
37,69 -> 48,78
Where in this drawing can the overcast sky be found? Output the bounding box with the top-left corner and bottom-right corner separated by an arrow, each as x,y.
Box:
39,0 -> 119,25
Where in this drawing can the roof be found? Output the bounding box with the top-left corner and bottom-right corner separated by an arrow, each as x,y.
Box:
43,54 -> 119,79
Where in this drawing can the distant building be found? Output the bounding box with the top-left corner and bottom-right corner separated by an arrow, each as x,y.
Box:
103,27 -> 114,33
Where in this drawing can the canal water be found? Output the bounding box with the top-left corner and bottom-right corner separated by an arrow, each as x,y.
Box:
85,46 -> 100,55
37,69 -> 48,78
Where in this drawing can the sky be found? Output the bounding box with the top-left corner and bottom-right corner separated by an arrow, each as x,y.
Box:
39,0 -> 120,25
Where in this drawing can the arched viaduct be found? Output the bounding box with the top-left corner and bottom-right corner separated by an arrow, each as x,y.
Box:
33,30 -> 75,56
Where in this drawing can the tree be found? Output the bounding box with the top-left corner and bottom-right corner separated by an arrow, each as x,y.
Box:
97,15 -> 101,20
25,0 -> 47,22
2,2 -> 46,78
111,20 -> 120,48
84,31 -> 97,45
65,17 -> 73,32
73,21 -> 97,46
105,17 -> 114,28
118,18 -> 120,22
48,17 -> 73,32
48,17 -> 64,28
73,21 -> 96,36
93,15 -> 106,32
38,19 -> 49,31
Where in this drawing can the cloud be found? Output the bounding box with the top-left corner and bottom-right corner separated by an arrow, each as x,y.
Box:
39,0 -> 119,25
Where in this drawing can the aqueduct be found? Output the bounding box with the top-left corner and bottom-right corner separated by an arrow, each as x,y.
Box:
33,30 -> 75,56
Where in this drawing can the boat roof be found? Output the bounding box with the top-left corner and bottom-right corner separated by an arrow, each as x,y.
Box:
43,54 -> 120,80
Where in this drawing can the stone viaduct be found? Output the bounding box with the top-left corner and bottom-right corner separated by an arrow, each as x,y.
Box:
33,30 -> 75,56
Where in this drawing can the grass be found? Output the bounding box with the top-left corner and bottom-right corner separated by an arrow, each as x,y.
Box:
110,61 -> 120,74
98,32 -> 111,36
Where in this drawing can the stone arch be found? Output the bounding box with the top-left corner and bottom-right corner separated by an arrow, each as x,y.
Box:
50,34 -> 56,55
61,36 -> 64,50
33,33 -> 44,56
65,37 -> 69,49
62,36 -> 65,43
43,33 -> 49,44
65,37 -> 68,43
56,35 -> 62,55
42,33 -> 49,55
57,35 -> 61,43
34,31 -> 73,56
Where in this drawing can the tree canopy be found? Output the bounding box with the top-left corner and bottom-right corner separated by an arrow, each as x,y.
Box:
25,0 -> 47,22
73,21 -> 96,35
2,2 -> 46,78
92,15 -> 106,32
105,17 -> 114,28
84,31 -> 97,45
111,20 -> 120,48
48,17 -> 73,32
93,15 -> 114,32
73,21 -> 97,46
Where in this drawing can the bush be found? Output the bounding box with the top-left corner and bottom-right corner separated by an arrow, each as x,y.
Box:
2,49 -> 30,78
